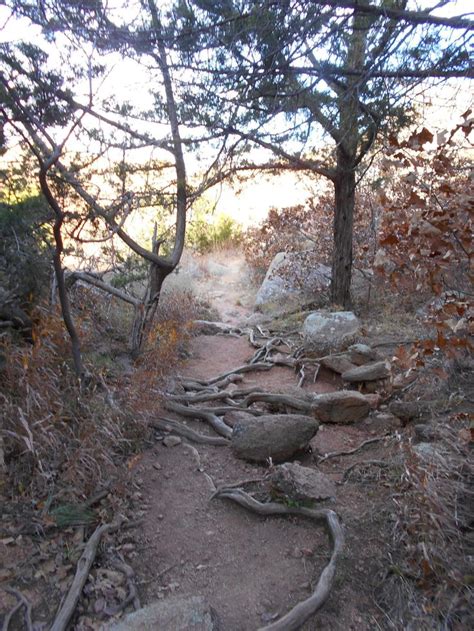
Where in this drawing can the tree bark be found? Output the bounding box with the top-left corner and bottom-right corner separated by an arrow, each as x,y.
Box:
39,168 -> 85,381
331,148 -> 356,308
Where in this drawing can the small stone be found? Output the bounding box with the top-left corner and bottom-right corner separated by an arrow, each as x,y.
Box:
153,463 -> 162,470
163,436 -> 182,448
94,597 -> 106,614
121,543 -> 135,553
414,424 -> 438,442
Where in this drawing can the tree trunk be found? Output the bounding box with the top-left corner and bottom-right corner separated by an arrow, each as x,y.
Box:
130,263 -> 168,357
331,149 -> 356,308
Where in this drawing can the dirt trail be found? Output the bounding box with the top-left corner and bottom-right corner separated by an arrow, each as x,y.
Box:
131,252 -> 397,630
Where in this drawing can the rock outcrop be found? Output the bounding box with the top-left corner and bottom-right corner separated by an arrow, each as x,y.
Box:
254,252 -> 331,315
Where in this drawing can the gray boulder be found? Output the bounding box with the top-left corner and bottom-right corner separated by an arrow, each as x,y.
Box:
310,391 -> 370,423
254,252 -> 331,315
342,360 -> 391,383
231,414 -> 319,462
303,310 -> 360,352
270,462 -> 336,502
104,596 -> 219,631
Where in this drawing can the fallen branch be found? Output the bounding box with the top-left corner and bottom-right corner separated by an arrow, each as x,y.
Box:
318,436 -> 388,464
152,417 -> 230,445
213,488 -> 344,631
50,518 -> 128,631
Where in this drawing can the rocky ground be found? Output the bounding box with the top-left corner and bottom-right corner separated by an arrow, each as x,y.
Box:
100,251 -> 409,630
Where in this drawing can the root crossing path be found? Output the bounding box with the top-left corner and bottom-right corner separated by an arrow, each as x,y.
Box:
132,329 -> 396,630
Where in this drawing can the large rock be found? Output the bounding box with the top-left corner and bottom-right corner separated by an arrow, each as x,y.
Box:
347,344 -> 381,365
310,391 -> 370,423
303,311 -> 360,353
342,360 -> 391,383
270,462 -> 336,502
104,596 -> 219,631
231,414 -> 319,462
320,353 -> 357,374
254,252 -> 331,315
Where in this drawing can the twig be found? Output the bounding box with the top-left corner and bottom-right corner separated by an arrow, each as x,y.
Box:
297,365 -> 306,388
318,436 -> 388,464
213,488 -> 344,631
313,363 -> 321,384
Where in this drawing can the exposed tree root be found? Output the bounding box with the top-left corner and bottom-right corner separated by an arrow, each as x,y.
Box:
2,588 -> 33,631
151,417 -> 230,445
241,391 -> 310,412
181,373 -> 244,392
318,435 -> 389,464
168,386 -> 261,405
104,557 -> 140,616
163,401 -> 233,439
189,362 -> 273,387
213,488 -> 344,631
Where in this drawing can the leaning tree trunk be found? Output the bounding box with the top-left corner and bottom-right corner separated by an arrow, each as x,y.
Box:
130,260 -> 169,357
330,148 -> 356,308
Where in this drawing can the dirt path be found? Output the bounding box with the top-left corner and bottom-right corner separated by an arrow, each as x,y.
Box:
128,253 -> 398,630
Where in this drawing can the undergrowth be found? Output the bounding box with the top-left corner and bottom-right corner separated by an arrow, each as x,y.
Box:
1,285 -> 200,505
376,375 -> 473,629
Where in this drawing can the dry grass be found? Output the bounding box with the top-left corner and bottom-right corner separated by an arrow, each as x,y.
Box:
0,309 -> 146,502
376,416 -> 473,630
1,285 -> 201,504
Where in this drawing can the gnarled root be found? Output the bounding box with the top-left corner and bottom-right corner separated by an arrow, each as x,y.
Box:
151,417 -> 230,445
213,488 -> 344,631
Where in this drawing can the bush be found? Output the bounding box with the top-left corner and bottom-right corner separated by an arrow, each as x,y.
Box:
186,204 -> 242,253
0,195 -> 52,310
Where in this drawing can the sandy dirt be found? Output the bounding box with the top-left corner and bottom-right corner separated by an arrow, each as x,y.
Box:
127,251 -> 399,630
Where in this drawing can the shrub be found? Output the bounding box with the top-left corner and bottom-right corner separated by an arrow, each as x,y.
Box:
0,195 -> 52,309
186,203 -> 242,253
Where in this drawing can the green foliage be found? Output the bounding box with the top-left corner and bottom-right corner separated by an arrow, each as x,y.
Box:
0,194 -> 52,307
186,203 -> 242,253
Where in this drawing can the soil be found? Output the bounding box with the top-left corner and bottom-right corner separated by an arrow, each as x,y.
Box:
126,251 -> 400,630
